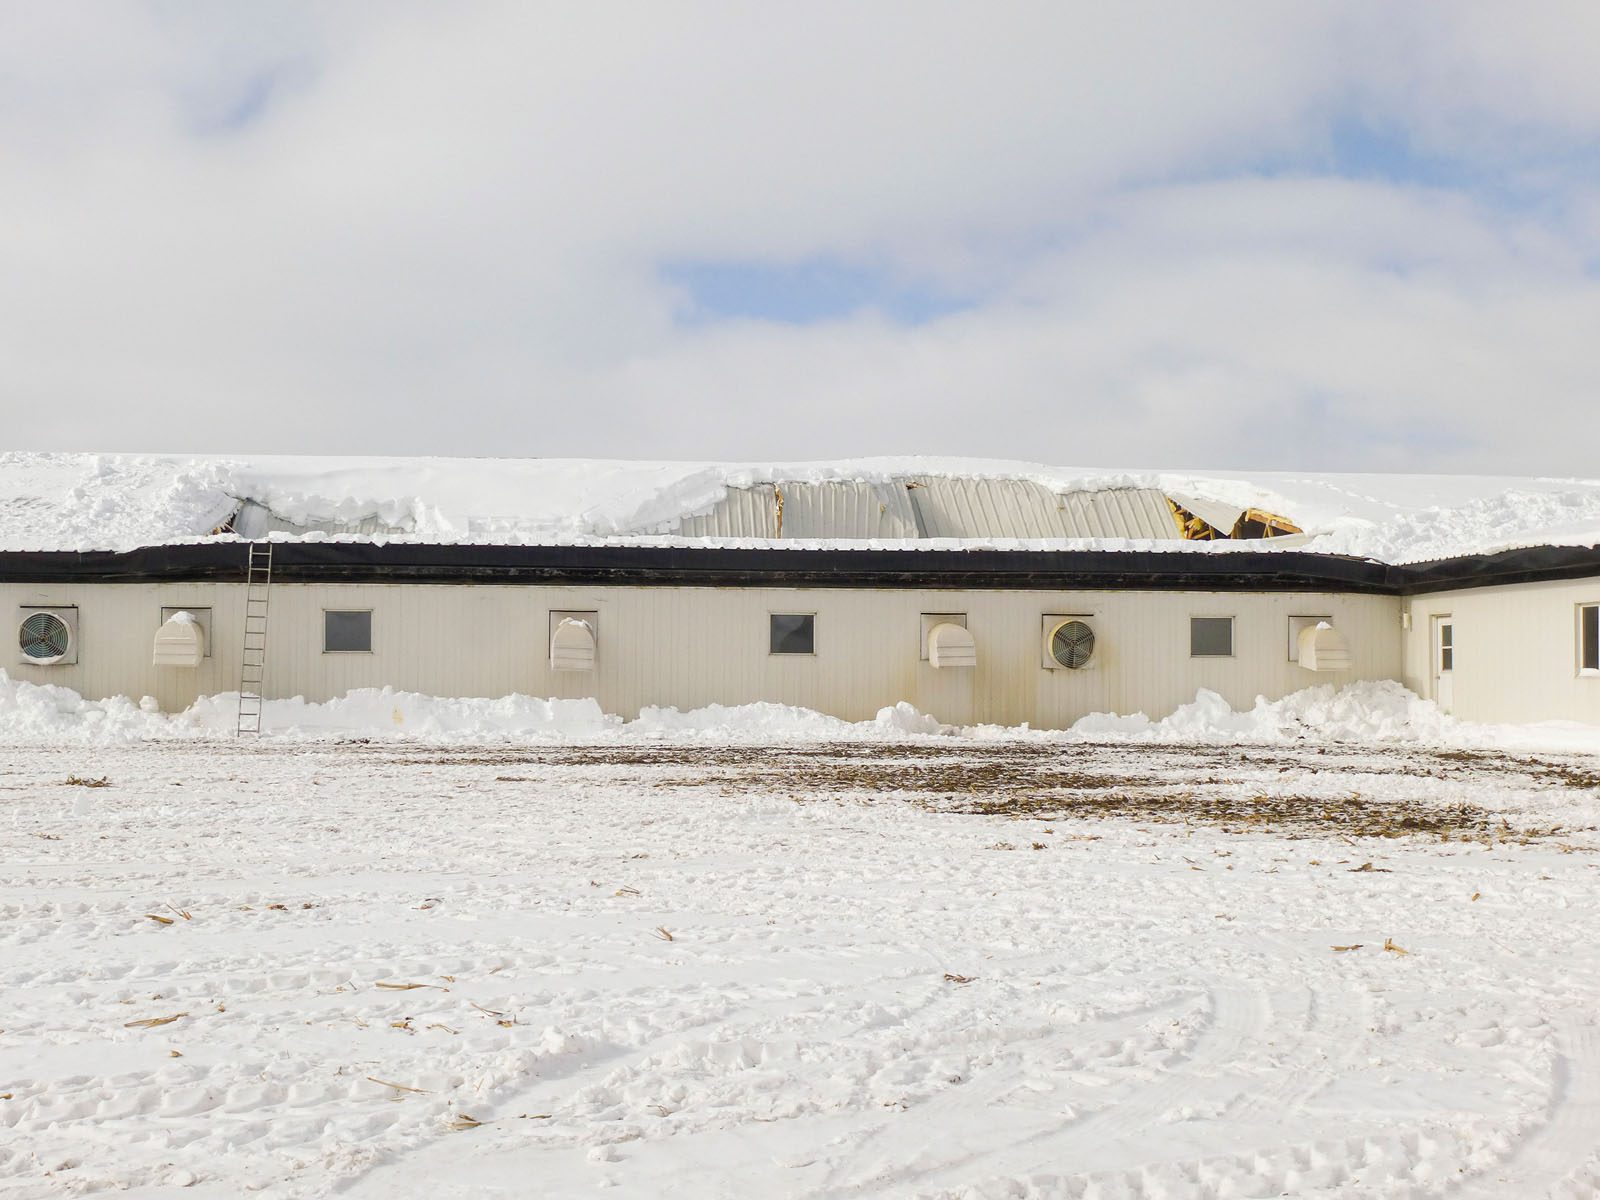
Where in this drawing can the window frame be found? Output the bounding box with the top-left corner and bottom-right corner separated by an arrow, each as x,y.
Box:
1580,603 -> 1599,677
322,608 -> 375,655
768,611 -> 817,657
1189,615 -> 1236,659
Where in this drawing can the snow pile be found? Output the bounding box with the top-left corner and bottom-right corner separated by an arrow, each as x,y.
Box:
627,699 -> 942,740
0,672 -> 178,742
183,687 -> 616,740
616,701 -> 855,740
875,699 -> 945,735
0,673 -> 615,744
6,670 -> 1599,752
0,673 -> 944,745
1067,681 -> 1459,744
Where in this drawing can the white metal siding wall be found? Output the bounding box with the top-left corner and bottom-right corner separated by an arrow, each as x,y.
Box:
4,582 -> 244,713
1404,577 -> 1600,725
4,581 -> 1399,728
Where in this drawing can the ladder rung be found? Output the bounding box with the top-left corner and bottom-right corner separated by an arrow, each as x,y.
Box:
240,548 -> 269,731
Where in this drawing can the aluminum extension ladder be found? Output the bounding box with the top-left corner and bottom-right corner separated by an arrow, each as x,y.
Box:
236,541 -> 272,736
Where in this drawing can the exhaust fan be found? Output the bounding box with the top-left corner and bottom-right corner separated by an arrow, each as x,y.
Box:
19,607 -> 78,666
1044,617 -> 1095,670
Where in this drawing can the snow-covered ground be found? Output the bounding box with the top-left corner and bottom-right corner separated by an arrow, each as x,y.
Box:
4,727 -> 1600,1199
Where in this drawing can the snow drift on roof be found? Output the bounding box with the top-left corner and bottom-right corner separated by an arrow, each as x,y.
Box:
1,451 -> 1598,564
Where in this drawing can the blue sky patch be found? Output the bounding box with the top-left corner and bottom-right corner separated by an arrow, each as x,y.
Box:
663,258 -> 973,326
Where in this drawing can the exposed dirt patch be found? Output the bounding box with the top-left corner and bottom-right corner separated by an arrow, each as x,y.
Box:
114,735 -> 1600,843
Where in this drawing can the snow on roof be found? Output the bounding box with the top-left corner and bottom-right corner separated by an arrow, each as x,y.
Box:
1,450 -> 1598,565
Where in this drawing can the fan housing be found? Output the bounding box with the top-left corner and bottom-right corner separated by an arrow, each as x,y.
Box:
1044,617 -> 1095,670
18,607 -> 78,666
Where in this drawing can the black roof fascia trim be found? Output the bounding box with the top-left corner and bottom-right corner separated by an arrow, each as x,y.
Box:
5,541 -> 1594,593
1398,544 -> 1600,594
0,542 -> 1400,592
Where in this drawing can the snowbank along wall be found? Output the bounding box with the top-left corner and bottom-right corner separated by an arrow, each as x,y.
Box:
3,577 -> 1399,726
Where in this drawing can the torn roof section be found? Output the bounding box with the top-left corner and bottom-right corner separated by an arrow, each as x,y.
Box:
672,480 -> 1300,542
2,452 -> 1598,562
215,480 -> 1302,543
217,499 -> 417,539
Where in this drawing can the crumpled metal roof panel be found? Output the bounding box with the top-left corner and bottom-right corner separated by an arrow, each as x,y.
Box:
674,481 -> 920,539
669,479 -> 1184,540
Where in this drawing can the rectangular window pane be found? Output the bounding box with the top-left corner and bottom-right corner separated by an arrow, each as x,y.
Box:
1583,606 -> 1599,671
1441,647 -> 1454,671
1440,624 -> 1453,649
1190,616 -> 1233,657
324,610 -> 372,653
769,613 -> 815,655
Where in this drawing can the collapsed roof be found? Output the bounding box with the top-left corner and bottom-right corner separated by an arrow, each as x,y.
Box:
2,451 -> 1599,565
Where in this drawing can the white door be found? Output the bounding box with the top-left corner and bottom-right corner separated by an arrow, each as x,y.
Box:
1432,616 -> 1454,713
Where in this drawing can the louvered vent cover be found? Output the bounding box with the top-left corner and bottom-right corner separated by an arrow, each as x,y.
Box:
1049,619 -> 1095,669
20,612 -> 72,663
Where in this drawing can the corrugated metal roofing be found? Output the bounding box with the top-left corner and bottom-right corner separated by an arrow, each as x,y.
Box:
1058,488 -> 1181,539
670,480 -> 1185,540
905,478 -> 1071,538
904,480 -> 1180,539
673,487 -> 777,538
675,482 -> 920,539
781,481 -> 920,538
231,501 -> 412,539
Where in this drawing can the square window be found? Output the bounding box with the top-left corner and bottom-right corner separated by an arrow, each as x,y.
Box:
1190,616 -> 1234,658
324,610 -> 372,653
769,613 -> 815,655
1582,605 -> 1598,673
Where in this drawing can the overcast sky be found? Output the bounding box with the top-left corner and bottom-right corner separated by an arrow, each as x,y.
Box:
4,3 -> 1600,474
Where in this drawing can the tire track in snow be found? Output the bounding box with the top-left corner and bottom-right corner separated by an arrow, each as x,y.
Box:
810,983 -> 1264,1196
1454,1017 -> 1600,1199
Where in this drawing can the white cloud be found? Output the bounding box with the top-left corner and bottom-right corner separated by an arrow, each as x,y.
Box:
1,2 -> 1598,473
